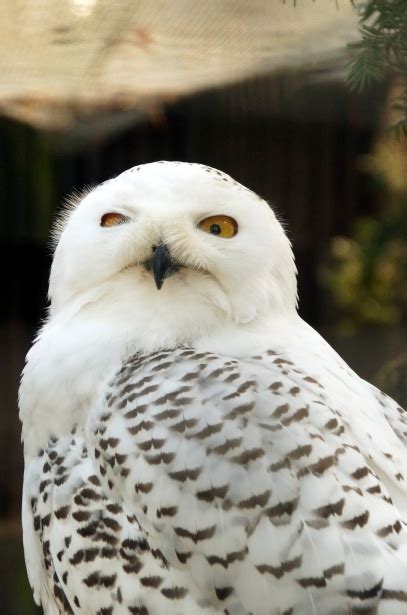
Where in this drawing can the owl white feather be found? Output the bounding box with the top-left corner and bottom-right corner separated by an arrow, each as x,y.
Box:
19,162 -> 407,615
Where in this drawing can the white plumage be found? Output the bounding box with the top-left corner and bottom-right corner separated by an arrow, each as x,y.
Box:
20,162 -> 407,614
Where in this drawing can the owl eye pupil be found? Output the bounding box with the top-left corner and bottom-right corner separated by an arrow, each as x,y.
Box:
210,224 -> 221,235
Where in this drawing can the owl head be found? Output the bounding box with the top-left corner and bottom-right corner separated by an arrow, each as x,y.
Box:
49,162 -> 297,344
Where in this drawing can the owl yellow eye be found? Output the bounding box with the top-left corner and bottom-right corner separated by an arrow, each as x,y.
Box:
100,212 -> 130,227
198,215 -> 238,238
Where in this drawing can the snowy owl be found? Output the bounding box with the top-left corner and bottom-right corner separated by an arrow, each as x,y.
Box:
20,161 -> 407,615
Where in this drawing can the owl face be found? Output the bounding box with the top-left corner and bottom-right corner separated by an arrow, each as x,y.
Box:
49,162 -> 297,325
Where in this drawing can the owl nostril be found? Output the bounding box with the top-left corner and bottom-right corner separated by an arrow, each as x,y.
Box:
152,244 -> 170,254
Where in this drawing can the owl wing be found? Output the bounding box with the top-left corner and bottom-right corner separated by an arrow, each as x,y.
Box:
23,434 -> 218,614
87,347 -> 407,615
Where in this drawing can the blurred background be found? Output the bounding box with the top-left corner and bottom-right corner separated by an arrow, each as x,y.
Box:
0,1 -> 406,613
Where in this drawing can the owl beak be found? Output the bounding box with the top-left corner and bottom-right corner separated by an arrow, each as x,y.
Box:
150,244 -> 177,290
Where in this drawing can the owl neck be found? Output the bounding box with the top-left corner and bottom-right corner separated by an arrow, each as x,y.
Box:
20,279 -> 300,460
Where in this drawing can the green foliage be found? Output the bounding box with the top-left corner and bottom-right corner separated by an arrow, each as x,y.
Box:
324,206 -> 407,331
348,1 -> 407,134
375,350 -> 407,405
327,2 -> 407,331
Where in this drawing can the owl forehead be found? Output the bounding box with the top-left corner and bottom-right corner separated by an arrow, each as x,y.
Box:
89,161 -> 261,218
117,161 -> 244,188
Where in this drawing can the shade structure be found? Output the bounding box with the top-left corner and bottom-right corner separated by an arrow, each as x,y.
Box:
0,0 -> 359,130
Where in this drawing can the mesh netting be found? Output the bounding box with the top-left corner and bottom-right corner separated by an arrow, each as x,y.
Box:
0,0 -> 359,129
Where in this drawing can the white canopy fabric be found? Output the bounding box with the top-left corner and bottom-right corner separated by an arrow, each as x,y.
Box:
0,0 -> 360,130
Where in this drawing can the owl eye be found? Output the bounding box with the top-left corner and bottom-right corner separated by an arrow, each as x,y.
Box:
100,212 -> 130,227
198,215 -> 238,238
